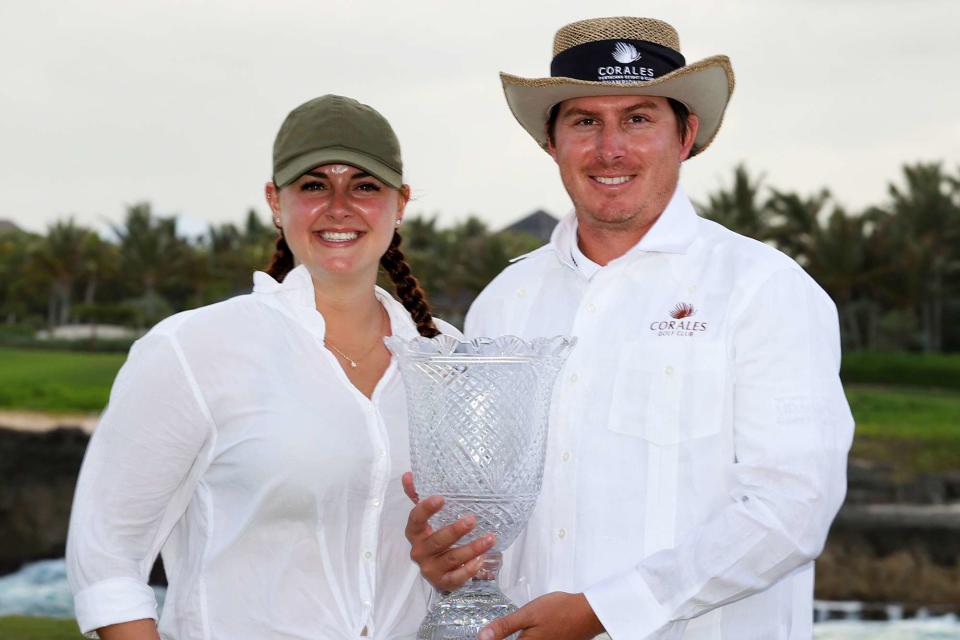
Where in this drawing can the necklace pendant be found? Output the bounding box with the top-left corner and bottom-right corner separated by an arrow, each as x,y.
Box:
350,361 -> 358,368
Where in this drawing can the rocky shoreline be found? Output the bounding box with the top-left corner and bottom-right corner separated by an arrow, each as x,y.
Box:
815,459 -> 960,607
1,423 -> 958,609
0,426 -> 90,576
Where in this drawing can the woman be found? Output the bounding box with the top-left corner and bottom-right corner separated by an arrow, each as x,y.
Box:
66,95 -> 457,639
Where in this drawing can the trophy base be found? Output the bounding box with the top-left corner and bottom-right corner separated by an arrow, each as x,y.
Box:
417,553 -> 519,640
417,589 -> 517,640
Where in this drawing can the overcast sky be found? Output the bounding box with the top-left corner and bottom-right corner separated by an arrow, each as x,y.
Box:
1,0 -> 958,238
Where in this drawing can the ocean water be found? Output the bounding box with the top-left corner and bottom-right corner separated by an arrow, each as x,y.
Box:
815,620 -> 960,639
0,558 -> 165,618
1,559 -> 957,638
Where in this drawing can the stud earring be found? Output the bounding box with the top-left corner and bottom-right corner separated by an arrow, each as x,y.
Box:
395,219 -> 402,226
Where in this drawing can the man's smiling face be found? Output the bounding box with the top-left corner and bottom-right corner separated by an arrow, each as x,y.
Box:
547,94 -> 698,241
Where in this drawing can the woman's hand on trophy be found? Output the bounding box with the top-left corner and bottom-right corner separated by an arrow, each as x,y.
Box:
478,592 -> 605,640
402,472 -> 496,591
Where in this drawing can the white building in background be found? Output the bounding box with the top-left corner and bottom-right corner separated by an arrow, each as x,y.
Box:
35,324 -> 141,341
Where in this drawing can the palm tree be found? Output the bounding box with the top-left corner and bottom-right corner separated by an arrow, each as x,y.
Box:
880,163 -> 960,352
803,206 -> 874,350
203,209 -> 276,299
79,232 -> 117,307
698,164 -> 770,241
765,187 -> 832,266
112,202 -> 186,325
0,227 -> 44,324
32,218 -> 100,327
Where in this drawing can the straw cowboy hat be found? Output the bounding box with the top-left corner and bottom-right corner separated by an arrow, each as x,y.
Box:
500,16 -> 735,157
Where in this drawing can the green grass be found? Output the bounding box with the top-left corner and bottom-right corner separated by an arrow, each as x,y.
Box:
0,616 -> 83,639
0,348 -> 125,412
842,351 -> 960,390
0,348 -> 956,474
847,384 -> 960,473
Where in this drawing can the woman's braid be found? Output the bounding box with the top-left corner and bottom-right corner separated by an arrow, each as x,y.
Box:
380,231 -> 440,338
266,234 -> 295,282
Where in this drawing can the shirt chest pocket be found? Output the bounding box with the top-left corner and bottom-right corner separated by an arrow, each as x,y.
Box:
607,340 -> 728,445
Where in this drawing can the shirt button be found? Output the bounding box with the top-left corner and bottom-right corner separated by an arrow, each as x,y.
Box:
664,365 -> 674,376
586,303 -> 597,313
378,448 -> 386,458
688,285 -> 698,294
558,528 -> 566,539
561,451 -> 571,462
362,600 -> 371,608
569,373 -> 579,384
372,499 -> 381,507
364,551 -> 373,560
516,288 -> 526,298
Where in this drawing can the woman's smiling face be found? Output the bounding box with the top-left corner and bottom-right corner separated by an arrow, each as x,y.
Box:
266,164 -> 407,282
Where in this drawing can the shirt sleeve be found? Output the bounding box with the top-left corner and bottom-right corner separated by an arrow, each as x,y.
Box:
66,331 -> 215,637
584,267 -> 855,639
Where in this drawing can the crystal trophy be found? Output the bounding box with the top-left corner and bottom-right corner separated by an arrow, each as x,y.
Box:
385,334 -> 575,640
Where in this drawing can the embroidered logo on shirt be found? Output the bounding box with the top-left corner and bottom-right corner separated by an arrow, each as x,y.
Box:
670,303 -> 695,319
650,302 -> 708,337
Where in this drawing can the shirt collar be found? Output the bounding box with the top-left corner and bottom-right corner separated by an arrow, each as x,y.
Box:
569,227 -> 603,280
549,184 -> 699,266
253,263 -> 312,295
633,185 -> 699,254
252,265 -> 420,339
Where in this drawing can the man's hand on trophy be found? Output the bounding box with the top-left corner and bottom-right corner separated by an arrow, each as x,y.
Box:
477,592 -> 605,640
402,471 -> 496,591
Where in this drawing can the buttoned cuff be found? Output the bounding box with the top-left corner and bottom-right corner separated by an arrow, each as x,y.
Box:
73,577 -> 158,637
584,569 -> 683,640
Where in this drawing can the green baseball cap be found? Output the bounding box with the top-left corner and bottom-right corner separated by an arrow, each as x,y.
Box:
272,94 -> 403,188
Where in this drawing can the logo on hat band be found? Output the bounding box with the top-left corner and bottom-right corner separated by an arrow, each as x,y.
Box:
612,42 -> 642,64
551,38 -> 686,85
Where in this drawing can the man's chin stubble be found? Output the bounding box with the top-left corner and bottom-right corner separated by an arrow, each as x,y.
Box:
578,207 -> 648,230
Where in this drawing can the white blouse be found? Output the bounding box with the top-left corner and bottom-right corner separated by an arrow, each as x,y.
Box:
67,265 -> 455,639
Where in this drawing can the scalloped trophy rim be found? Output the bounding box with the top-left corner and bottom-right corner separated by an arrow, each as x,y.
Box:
384,334 -> 577,362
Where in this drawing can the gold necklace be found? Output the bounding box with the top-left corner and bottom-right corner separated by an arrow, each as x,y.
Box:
324,307 -> 389,369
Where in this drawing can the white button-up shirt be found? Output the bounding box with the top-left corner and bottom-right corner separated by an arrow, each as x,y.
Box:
67,265 -> 456,640
465,187 -> 854,639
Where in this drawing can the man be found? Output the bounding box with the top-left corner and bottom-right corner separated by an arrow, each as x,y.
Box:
404,16 -> 854,639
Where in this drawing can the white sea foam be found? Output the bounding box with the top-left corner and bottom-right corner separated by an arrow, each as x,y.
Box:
815,618 -> 960,639
0,559 -> 165,618
1,559 -> 957,639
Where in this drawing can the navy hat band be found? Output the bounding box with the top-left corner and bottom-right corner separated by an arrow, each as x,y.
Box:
550,39 -> 686,84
